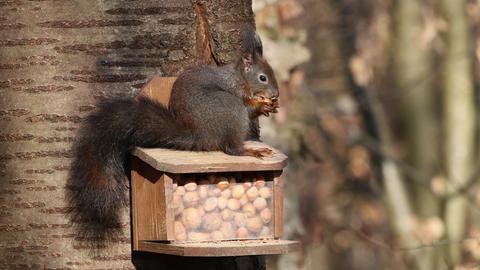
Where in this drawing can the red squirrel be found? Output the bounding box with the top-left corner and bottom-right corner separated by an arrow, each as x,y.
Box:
66,27 -> 280,242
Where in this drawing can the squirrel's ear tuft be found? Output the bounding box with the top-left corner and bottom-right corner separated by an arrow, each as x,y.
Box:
240,25 -> 263,58
242,52 -> 253,73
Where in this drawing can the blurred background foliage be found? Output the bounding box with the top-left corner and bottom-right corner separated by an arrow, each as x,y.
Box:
253,0 -> 480,269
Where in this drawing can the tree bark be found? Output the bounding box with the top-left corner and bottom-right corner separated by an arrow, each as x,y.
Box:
440,0 -> 476,265
0,0 -> 260,269
393,0 -> 440,269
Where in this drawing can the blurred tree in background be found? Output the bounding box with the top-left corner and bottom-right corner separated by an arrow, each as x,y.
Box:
254,0 -> 480,269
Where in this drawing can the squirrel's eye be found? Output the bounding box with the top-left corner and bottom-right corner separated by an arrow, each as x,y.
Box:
258,74 -> 267,83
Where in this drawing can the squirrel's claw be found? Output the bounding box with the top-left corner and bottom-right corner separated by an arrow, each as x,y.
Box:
243,147 -> 273,159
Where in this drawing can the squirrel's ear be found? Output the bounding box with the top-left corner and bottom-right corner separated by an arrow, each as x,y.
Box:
240,25 -> 263,57
242,52 -> 253,73
252,32 -> 263,56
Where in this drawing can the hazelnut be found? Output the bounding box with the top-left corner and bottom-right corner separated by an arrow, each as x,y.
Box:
197,205 -> 205,217
227,198 -> 240,211
202,213 -> 222,232
220,222 -> 235,238
174,221 -> 185,234
183,191 -> 199,207
188,232 -> 210,241
218,197 -> 228,210
236,227 -> 249,238
198,185 -> 208,199
234,213 -> 247,227
216,180 -> 229,191
174,221 -> 186,240
246,217 -> 263,233
204,197 -> 218,212
182,208 -> 201,230
175,186 -> 186,196
259,226 -> 271,238
253,197 -> 267,211
211,188 -> 221,197
246,187 -> 259,201
239,194 -> 249,206
175,232 -> 187,241
221,188 -> 231,198
243,182 -> 253,188
173,194 -> 182,208
260,208 -> 272,223
232,185 -> 245,199
242,203 -> 256,218
174,201 -> 184,217
259,187 -> 271,199
185,182 -> 197,192
221,209 -> 234,221
255,179 -> 266,188
211,230 -> 224,240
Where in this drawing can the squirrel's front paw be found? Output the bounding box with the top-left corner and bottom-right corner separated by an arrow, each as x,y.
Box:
243,147 -> 273,159
262,98 -> 279,116
249,95 -> 279,117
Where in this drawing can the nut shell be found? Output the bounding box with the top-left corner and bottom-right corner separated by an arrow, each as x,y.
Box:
246,217 -> 263,233
255,180 -> 266,188
201,213 -> 222,231
237,227 -> 249,238
211,230 -> 224,240
216,180 -> 229,190
242,203 -> 256,218
231,185 -> 245,199
239,194 -> 249,206
198,186 -> 208,199
220,222 -> 235,238
259,226 -> 271,237
184,182 -> 197,192
260,208 -> 272,223
234,213 -> 247,227
217,197 -> 228,210
221,188 -> 231,198
183,191 -> 199,207
188,232 -> 210,241
221,209 -> 234,221
227,198 -> 240,211
182,208 -> 201,230
204,197 -> 218,212
246,187 -> 259,201
253,197 -> 267,211
175,186 -> 186,196
259,187 -> 271,199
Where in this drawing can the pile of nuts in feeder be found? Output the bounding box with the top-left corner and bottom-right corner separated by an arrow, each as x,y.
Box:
172,175 -> 273,242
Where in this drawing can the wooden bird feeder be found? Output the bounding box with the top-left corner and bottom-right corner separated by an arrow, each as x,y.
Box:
129,77 -> 300,257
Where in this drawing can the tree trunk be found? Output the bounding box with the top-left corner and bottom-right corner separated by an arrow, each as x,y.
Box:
393,0 -> 440,269
0,1 -> 260,269
440,0 -> 476,265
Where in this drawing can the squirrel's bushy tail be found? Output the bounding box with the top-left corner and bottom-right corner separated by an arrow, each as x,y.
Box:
67,96 -> 194,243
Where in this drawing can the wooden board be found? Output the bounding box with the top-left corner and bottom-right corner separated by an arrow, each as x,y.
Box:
132,141 -> 288,174
137,239 -> 300,257
132,142 -> 287,173
273,176 -> 284,238
131,157 -> 175,250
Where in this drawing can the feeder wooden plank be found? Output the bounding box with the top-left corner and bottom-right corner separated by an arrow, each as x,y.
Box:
137,239 -> 300,257
132,141 -> 288,173
273,176 -> 284,238
131,157 -> 174,250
